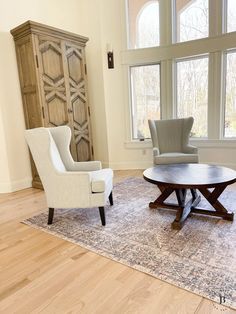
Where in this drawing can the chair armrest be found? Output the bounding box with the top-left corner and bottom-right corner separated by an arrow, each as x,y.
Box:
153,147 -> 160,157
44,171 -> 92,208
54,171 -> 91,189
184,144 -> 198,154
69,161 -> 102,171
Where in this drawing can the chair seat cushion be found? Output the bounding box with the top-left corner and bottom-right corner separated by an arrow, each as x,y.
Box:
154,152 -> 198,165
90,168 -> 113,193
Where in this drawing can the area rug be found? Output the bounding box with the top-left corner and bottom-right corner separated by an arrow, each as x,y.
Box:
24,177 -> 236,309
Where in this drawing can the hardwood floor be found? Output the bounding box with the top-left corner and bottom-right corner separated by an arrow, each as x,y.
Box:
0,170 -> 235,314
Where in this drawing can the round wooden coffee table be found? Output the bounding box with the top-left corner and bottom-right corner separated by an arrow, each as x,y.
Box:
143,164 -> 236,229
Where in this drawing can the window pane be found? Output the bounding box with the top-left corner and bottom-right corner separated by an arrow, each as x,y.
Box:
227,0 -> 236,33
175,0 -> 208,42
130,65 -> 160,139
224,52 -> 236,137
127,0 -> 159,49
177,57 -> 208,137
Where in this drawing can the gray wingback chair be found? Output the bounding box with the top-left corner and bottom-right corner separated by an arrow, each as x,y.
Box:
148,117 -> 198,165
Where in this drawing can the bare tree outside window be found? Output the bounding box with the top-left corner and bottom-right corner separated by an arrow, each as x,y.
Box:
137,1 -> 159,48
225,52 -> 236,137
177,57 -> 208,137
176,0 -> 208,42
130,65 -> 160,139
127,0 -> 160,139
127,0 -> 159,49
227,0 -> 236,33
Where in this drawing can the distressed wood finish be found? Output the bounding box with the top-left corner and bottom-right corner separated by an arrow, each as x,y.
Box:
144,164 -> 236,229
11,21 -> 93,187
64,41 -> 92,161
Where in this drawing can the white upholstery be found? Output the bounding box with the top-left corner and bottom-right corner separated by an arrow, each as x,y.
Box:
25,126 -> 113,224
148,117 -> 198,165
49,126 -> 102,171
90,168 -> 113,193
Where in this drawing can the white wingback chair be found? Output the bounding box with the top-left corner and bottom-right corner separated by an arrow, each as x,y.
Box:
25,126 -> 113,226
148,117 -> 198,165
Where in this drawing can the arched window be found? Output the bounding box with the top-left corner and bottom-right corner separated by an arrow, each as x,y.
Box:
136,1 -> 159,48
176,0 -> 208,42
127,0 -> 159,49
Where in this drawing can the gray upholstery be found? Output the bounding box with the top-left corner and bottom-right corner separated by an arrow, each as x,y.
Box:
148,117 -> 198,165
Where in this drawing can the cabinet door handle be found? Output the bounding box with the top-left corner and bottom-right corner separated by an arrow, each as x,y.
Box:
68,108 -> 73,113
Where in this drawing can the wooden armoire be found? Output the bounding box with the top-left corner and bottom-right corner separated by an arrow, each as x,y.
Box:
11,21 -> 93,188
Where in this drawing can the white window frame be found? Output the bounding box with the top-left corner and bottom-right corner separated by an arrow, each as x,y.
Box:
122,0 -> 236,147
129,63 -> 161,140
222,48 -> 236,139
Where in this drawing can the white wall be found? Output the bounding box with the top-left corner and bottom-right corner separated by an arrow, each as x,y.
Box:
0,105 -> 11,192
0,27 -> 32,192
79,0 -> 109,166
98,0 -> 156,170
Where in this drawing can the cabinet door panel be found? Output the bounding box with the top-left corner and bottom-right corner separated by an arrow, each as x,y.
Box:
24,93 -> 42,128
65,42 -> 93,161
17,38 -> 36,88
36,36 -> 69,127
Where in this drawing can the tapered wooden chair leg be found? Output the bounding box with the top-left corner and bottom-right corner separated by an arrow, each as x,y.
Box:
48,207 -> 54,225
99,207 -> 106,226
109,191 -> 113,206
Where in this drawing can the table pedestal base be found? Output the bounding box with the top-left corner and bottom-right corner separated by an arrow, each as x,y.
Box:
149,184 -> 234,230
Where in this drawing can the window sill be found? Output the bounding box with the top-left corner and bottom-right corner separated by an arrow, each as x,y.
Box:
190,139 -> 236,148
124,140 -> 152,149
124,139 -> 236,149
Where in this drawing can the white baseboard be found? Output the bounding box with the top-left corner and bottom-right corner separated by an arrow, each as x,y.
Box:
0,177 -> 32,193
106,161 -> 153,170
104,160 -> 236,171
1,161 -> 235,193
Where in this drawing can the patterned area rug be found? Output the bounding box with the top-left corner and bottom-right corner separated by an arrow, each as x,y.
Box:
24,177 -> 236,309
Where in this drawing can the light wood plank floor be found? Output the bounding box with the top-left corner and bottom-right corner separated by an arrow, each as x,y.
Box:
0,170 -> 235,314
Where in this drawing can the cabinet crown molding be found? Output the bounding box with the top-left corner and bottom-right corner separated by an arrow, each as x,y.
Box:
10,20 -> 89,46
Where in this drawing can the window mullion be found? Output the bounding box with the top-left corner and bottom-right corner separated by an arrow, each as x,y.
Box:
221,52 -> 227,138
159,0 -> 172,46
209,0 -> 223,37
160,60 -> 173,119
159,0 -> 173,120
208,52 -> 223,139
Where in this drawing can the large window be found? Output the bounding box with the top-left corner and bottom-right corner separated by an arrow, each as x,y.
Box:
130,64 -> 160,139
124,0 -> 236,141
175,0 -> 209,42
176,57 -> 208,137
224,51 -> 236,137
127,0 -> 159,49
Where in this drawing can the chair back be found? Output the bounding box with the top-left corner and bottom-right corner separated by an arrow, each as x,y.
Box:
148,117 -> 194,153
48,126 -> 75,170
25,127 -> 66,189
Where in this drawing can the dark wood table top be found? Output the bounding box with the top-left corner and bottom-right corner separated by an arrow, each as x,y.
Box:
143,164 -> 236,188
